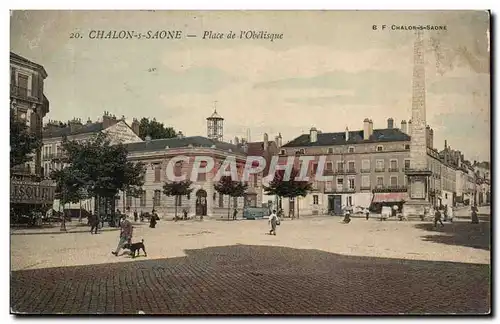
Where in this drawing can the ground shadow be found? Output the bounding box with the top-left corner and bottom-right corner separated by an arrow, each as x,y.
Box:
11,245 -> 490,315
414,221 -> 490,251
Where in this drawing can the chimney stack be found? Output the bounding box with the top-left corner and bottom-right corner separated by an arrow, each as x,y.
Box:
444,139 -> 447,150
401,120 -> 407,134
408,119 -> 413,136
68,118 -> 83,133
263,133 -> 269,151
363,118 -> 370,140
387,118 -> 394,129
234,136 -> 239,146
310,127 -> 318,143
131,118 -> 140,136
86,117 -> 92,125
368,120 -> 373,138
345,127 -> 349,142
429,128 -> 434,149
426,125 -> 431,148
102,111 -> 118,129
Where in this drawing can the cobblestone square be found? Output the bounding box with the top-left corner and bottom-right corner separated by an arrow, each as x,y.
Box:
11,211 -> 490,315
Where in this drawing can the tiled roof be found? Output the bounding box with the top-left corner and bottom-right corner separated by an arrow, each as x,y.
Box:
43,122 -> 105,138
125,136 -> 246,154
282,128 -> 410,148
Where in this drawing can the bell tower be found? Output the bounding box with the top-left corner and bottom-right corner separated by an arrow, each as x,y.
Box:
206,101 -> 224,142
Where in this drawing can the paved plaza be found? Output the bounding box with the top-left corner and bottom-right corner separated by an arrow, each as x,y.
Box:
11,209 -> 491,314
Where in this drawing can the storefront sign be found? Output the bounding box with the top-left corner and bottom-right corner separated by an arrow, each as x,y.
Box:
10,181 -> 56,204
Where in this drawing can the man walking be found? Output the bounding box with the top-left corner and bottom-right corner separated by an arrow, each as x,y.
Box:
434,208 -> 444,228
90,212 -> 99,234
233,208 -> 238,220
112,214 -> 133,256
268,210 -> 278,236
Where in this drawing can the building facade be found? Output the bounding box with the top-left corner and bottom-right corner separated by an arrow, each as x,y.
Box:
10,52 -> 50,178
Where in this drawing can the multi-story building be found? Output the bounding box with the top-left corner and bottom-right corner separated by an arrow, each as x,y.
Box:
277,117 -> 470,216
10,52 -> 50,178
41,112 -> 143,178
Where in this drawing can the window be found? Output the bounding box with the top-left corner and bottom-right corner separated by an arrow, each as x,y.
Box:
154,164 -> 161,182
348,178 -> 355,189
337,162 -> 344,172
233,197 -> 238,208
325,162 -> 333,171
390,160 -> 398,170
313,195 -> 319,205
347,196 -> 353,206
376,145 -> 383,152
218,194 -> 224,207
174,161 -> 183,177
296,148 -> 305,155
404,159 -> 411,170
253,174 -> 258,187
337,178 -> 344,185
312,163 -> 318,174
405,144 -> 410,150
17,74 -> 29,96
445,193 -> 448,199
348,146 -> 355,153
140,191 -> 146,207
362,159 -> 370,171
280,149 -> 285,155
198,161 -> 207,181
376,160 -> 384,170
187,193 -> 191,200
390,176 -> 398,187
348,161 -> 355,172
376,176 -> 384,186
213,192 -> 216,201
327,147 -> 334,154
153,190 -> 161,206
362,175 -> 370,187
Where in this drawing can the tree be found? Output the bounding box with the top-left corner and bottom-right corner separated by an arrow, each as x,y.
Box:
139,117 -> 176,140
214,176 -> 249,220
263,168 -> 313,219
10,109 -> 41,168
57,132 -> 146,221
50,167 -> 84,231
163,180 -> 194,220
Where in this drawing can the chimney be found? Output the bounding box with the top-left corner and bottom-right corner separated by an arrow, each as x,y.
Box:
131,118 -> 140,136
345,127 -> 349,142
68,118 -> 83,133
310,127 -> 318,143
363,118 -> 370,140
401,120 -> 407,134
387,118 -> 394,129
429,128 -> 434,149
368,120 -> 373,137
102,111 -> 118,129
234,136 -> 239,146
86,118 -> 92,125
444,140 -> 447,150
263,133 -> 269,151
277,133 -> 282,148
177,131 -> 184,139
408,119 -> 412,136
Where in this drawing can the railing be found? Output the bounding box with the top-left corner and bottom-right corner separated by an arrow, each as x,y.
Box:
373,185 -> 408,192
360,168 -> 371,173
10,85 -> 39,101
346,168 -> 357,174
360,185 -> 371,190
388,167 -> 399,172
375,168 -> 385,172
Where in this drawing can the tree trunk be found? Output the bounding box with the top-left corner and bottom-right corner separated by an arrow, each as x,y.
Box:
175,196 -> 178,221
79,200 -> 82,223
60,201 -> 66,232
122,190 -> 126,213
227,195 -> 231,220
297,197 -> 300,219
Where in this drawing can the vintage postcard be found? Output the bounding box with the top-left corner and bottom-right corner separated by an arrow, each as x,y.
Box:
10,10 -> 490,315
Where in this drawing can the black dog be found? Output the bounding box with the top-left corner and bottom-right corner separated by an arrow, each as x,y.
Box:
123,239 -> 147,258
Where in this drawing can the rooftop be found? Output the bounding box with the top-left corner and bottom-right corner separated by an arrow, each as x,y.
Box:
282,128 -> 410,148
125,136 -> 246,154
43,122 -> 105,138
10,52 -> 48,78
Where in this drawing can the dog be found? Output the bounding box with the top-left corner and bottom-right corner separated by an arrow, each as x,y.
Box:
123,239 -> 147,258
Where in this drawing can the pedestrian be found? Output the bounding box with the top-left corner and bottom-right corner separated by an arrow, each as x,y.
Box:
183,209 -> 188,220
471,205 -> 479,224
150,209 -> 158,228
233,208 -> 238,220
365,209 -> 370,220
100,212 -> 105,229
268,209 -> 278,235
343,210 -> 351,224
112,213 -> 133,256
134,209 -> 138,222
434,208 -> 444,228
447,205 -> 454,222
90,212 -> 99,234
443,205 -> 449,221
116,209 -> 121,227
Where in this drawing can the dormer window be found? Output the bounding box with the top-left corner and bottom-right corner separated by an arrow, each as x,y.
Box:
376,145 -> 383,152
327,148 -> 334,154
295,149 -> 305,155
280,149 -> 286,155
348,146 -> 355,153
405,144 -> 410,150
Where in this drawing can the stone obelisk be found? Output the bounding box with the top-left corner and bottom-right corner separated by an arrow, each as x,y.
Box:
405,30 -> 432,217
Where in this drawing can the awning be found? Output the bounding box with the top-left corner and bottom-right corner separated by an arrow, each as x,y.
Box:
372,192 -> 408,203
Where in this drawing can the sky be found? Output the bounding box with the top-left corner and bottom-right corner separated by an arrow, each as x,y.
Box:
10,10 -> 490,161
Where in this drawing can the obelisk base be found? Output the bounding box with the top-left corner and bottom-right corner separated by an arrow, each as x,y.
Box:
403,199 -> 431,220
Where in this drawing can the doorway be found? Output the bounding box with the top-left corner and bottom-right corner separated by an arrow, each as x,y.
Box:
195,189 -> 207,216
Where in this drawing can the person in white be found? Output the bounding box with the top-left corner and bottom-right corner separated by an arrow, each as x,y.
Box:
268,210 -> 278,236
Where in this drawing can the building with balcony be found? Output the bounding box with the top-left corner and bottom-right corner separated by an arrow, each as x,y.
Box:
276,117 -> 472,216
10,52 -> 50,178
